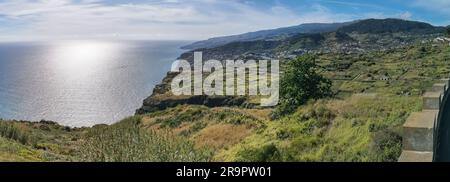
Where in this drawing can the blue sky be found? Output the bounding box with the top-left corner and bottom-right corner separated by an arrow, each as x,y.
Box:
0,0 -> 449,41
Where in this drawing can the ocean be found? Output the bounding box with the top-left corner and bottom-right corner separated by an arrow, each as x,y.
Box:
0,40 -> 188,127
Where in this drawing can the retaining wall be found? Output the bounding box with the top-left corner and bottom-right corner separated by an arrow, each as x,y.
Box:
399,78 -> 450,162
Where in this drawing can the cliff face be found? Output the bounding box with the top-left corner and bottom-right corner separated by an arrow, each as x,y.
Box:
135,72 -> 254,115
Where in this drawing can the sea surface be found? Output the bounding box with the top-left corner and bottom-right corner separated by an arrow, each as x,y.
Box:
0,40 -> 188,127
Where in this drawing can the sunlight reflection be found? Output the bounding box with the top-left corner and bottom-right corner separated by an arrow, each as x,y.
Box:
50,40 -> 122,77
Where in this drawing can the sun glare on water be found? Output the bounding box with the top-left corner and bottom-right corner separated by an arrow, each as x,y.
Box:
50,40 -> 122,77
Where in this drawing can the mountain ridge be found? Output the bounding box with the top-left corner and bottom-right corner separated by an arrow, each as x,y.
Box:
175,18 -> 447,63
182,18 -> 446,51
181,21 -> 353,50
337,18 -> 444,34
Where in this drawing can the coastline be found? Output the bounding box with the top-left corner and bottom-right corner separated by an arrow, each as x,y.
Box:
0,40 -> 188,127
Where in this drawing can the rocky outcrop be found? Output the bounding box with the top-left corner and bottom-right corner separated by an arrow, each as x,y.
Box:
136,95 -> 251,114
135,72 -> 255,115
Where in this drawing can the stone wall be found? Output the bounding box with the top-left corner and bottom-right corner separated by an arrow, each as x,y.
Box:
399,78 -> 450,162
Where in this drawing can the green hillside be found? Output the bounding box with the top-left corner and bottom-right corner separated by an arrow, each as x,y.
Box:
2,39 -> 449,161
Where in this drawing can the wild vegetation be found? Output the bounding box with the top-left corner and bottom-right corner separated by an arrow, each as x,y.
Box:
79,116 -> 212,162
1,40 -> 448,162
0,121 -> 29,145
1,19 -> 450,162
274,55 -> 332,118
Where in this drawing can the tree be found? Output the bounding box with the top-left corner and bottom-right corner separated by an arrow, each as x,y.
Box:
272,55 -> 332,118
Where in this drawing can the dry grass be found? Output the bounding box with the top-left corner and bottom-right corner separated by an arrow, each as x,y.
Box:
326,94 -> 379,114
193,123 -> 253,150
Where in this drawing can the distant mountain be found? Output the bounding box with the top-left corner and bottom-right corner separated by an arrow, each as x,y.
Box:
179,19 -> 447,62
337,18 -> 444,34
181,22 -> 352,50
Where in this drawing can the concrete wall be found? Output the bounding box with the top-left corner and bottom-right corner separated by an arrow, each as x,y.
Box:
399,78 -> 450,162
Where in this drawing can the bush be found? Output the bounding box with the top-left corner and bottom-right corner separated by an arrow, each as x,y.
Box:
371,130 -> 402,162
79,117 -> 212,162
271,101 -> 298,119
235,143 -> 281,162
273,55 -> 332,118
0,121 -> 29,145
160,107 -> 204,128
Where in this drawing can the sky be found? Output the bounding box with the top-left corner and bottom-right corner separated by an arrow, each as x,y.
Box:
0,0 -> 449,41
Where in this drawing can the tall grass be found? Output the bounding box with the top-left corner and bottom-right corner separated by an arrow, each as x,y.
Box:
79,116 -> 212,162
219,95 -> 419,162
0,121 -> 29,145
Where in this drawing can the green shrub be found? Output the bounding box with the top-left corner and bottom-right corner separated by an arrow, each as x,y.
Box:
235,143 -> 280,162
0,121 -> 29,145
271,101 -> 298,119
180,122 -> 207,137
276,130 -> 291,140
371,130 -> 402,162
210,109 -> 261,126
160,107 -> 204,128
79,117 -> 212,162
273,55 -> 332,118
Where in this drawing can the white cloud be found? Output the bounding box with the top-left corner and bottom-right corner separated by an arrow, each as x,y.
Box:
399,11 -> 413,20
0,0 -> 357,41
